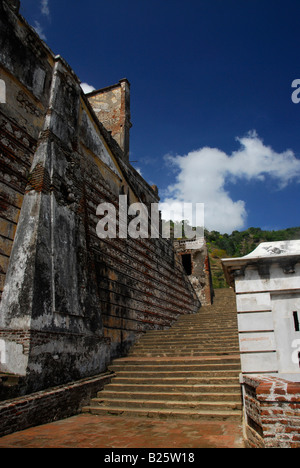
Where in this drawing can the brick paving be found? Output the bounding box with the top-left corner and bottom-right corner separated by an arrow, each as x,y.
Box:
0,413 -> 244,448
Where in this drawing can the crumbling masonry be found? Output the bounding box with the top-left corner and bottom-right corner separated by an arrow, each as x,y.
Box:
174,238 -> 214,306
0,0 -> 200,397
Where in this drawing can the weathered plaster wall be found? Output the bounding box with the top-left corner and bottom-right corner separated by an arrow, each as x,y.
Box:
222,242 -> 300,382
0,0 -> 200,396
233,262 -> 300,381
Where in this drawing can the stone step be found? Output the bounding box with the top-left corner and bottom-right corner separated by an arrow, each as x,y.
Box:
185,330 -> 238,334
169,328 -> 238,334
197,314 -> 237,318
109,362 -> 241,372
143,323 -> 238,329
129,353 -> 240,358
175,328 -> 238,331
129,351 -> 240,357
89,397 -> 242,412
130,345 -> 239,352
98,390 -> 242,402
138,338 -> 238,344
173,318 -> 237,323
178,315 -> 236,320
111,356 -> 241,364
111,357 -> 241,366
112,376 -> 240,385
134,342 -> 239,349
143,329 -> 238,337
82,405 -> 242,421
130,347 -> 240,353
175,326 -> 238,331
134,341 -> 239,348
109,371 -> 240,380
172,330 -> 238,334
132,342 -> 240,349
163,316 -> 236,320
135,341 -> 239,348
130,345 -> 240,351
172,324 -> 237,328
105,383 -> 241,394
136,335 -> 239,342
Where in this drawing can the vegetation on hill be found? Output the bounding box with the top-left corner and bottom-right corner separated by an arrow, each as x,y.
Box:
205,226 -> 300,288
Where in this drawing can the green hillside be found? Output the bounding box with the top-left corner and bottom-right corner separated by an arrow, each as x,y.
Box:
205,227 -> 300,289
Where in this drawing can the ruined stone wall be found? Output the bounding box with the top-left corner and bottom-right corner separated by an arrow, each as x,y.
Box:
0,0 -> 200,396
175,239 -> 214,306
87,79 -> 132,161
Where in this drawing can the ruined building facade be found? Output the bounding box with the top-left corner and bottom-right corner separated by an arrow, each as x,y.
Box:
0,0 -> 200,396
174,238 -> 214,306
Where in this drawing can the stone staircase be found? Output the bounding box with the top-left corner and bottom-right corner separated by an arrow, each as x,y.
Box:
83,288 -> 242,420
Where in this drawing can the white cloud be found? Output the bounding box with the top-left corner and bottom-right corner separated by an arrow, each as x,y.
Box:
33,21 -> 47,41
161,131 -> 300,233
41,0 -> 50,18
81,83 -> 96,94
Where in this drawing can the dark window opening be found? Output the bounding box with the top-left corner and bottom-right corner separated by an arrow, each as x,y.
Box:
247,416 -> 263,438
293,311 -> 300,332
182,254 -> 192,276
298,352 -> 300,369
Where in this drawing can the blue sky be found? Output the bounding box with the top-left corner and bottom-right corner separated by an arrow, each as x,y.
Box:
20,0 -> 300,233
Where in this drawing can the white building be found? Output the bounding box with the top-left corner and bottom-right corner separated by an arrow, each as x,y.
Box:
222,240 -> 300,382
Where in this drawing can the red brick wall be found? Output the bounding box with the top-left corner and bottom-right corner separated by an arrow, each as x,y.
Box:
243,375 -> 300,448
0,373 -> 112,438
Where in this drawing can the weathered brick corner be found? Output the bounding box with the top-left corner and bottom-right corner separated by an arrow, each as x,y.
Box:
243,375 -> 300,448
